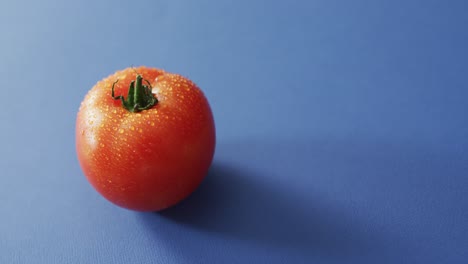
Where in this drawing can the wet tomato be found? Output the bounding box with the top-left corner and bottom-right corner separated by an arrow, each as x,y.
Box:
76,66 -> 215,211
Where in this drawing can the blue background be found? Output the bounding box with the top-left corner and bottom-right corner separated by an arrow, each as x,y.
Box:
1,0 -> 467,263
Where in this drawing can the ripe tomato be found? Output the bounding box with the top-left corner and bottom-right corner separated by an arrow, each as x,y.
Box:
76,66 -> 215,211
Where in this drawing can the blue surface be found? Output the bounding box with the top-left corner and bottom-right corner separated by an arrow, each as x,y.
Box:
1,0 -> 468,263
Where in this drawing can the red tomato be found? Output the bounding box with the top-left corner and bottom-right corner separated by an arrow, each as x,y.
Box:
76,66 -> 215,211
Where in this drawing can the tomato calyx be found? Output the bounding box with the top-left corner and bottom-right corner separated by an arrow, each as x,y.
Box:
111,74 -> 158,113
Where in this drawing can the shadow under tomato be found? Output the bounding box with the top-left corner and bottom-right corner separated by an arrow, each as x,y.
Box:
147,161 -> 377,256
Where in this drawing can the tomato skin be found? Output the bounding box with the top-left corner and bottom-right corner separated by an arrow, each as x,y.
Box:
76,67 -> 215,211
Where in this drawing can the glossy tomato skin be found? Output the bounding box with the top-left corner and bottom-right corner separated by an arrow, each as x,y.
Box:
76,67 -> 215,211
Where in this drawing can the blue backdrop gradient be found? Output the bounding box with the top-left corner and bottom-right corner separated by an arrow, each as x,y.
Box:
1,0 -> 467,263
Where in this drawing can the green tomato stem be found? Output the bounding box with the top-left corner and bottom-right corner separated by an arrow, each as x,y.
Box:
111,74 -> 158,112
